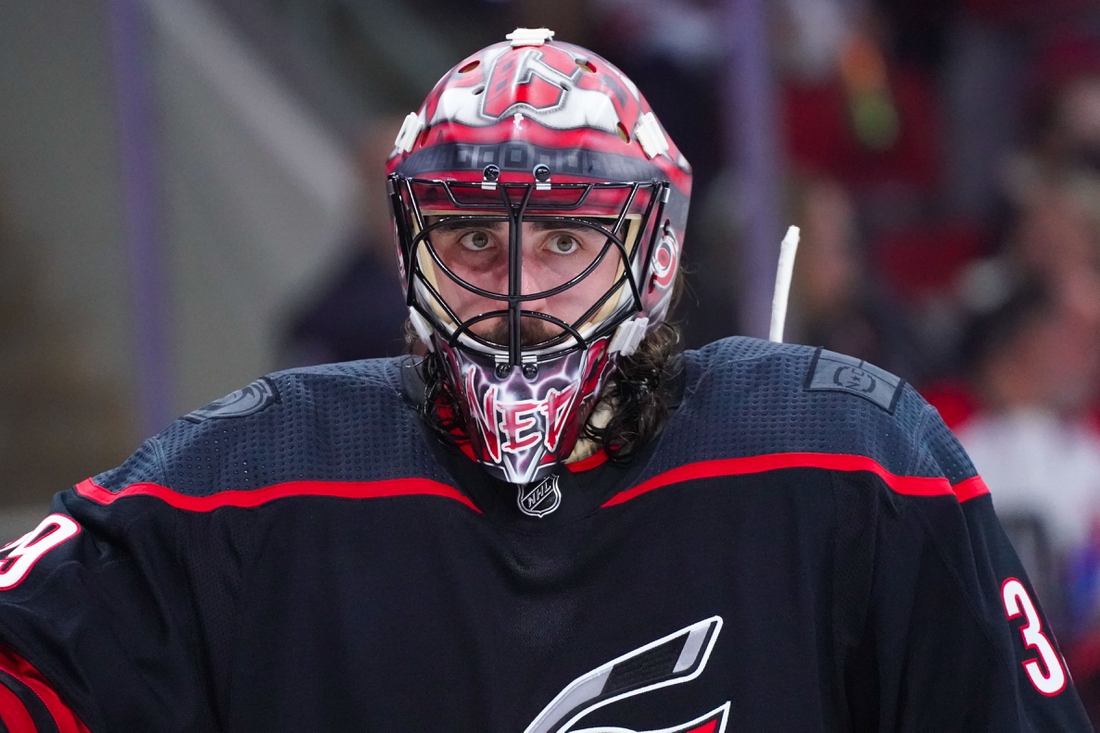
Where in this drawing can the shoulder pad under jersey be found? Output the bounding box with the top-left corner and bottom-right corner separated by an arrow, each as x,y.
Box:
631,337 -> 977,490
90,357 -> 452,497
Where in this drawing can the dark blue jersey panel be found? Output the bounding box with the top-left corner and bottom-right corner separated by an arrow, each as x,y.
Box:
633,337 -> 977,488
92,357 -> 454,496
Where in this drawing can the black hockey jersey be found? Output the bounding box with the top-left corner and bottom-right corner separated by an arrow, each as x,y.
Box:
0,337 -> 1091,731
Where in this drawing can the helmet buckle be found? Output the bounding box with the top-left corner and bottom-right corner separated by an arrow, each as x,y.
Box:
482,164 -> 500,191
394,112 -> 424,154
506,28 -> 555,47
634,113 -> 670,159
533,164 -> 552,191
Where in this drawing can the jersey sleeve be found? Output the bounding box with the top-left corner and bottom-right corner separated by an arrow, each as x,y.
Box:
848,401 -> 1094,732
0,643 -> 92,732
0,438 -> 218,732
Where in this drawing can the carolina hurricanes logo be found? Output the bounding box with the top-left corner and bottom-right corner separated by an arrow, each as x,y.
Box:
649,230 -> 679,291
524,617 -> 728,733
484,47 -> 580,118
425,44 -> 645,136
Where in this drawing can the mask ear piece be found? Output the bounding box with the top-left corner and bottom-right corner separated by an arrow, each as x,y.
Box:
409,308 -> 435,351
609,316 -> 649,357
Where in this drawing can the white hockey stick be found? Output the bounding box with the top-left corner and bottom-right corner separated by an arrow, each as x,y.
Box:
768,225 -> 801,343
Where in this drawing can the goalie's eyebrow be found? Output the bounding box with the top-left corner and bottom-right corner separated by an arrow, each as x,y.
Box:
529,219 -> 610,231
430,218 -> 611,233
430,218 -> 507,232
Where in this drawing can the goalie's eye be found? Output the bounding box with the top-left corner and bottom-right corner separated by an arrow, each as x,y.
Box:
547,234 -> 580,255
460,230 -> 492,251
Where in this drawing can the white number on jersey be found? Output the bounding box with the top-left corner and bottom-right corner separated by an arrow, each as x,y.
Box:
0,515 -> 80,590
1001,577 -> 1067,696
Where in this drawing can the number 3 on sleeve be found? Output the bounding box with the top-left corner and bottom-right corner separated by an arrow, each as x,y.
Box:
1001,577 -> 1067,696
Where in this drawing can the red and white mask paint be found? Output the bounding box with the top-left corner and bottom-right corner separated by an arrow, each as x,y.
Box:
387,29 -> 692,484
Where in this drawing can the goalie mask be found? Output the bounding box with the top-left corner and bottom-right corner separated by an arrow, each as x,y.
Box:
387,29 -> 692,484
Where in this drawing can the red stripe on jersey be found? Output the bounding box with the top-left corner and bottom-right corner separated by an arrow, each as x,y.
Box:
0,681 -> 36,732
602,452 -> 988,507
0,645 -> 90,733
74,477 -> 482,514
953,475 -> 990,502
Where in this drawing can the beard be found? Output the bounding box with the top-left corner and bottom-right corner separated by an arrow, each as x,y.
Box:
478,317 -> 564,347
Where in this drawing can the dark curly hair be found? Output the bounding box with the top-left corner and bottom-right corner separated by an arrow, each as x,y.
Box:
579,320 -> 682,460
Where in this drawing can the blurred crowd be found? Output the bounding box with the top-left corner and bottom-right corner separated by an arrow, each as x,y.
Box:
281,0 -> 1100,720
774,2 -> 1100,716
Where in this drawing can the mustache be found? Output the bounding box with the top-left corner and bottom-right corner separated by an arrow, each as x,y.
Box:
480,318 -> 564,347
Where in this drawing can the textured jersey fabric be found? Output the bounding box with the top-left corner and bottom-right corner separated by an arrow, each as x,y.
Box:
0,336 -> 1091,732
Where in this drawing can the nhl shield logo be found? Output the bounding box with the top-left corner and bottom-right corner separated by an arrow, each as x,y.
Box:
518,474 -> 562,518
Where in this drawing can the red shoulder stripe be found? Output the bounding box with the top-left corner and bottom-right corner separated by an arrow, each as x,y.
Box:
0,645 -> 90,733
74,477 -> 481,514
602,452 -> 990,507
952,475 -> 990,502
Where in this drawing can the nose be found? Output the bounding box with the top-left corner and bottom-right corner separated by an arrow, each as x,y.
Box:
519,265 -> 551,312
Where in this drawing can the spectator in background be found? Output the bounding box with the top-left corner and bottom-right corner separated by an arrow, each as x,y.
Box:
777,0 -> 976,385
924,28 -> 1100,417
1010,30 -> 1100,197
779,1 -> 942,220
1011,183 -> 1100,280
788,175 -> 927,381
957,274 -> 1100,560
281,117 -> 410,365
1002,32 -> 1100,282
